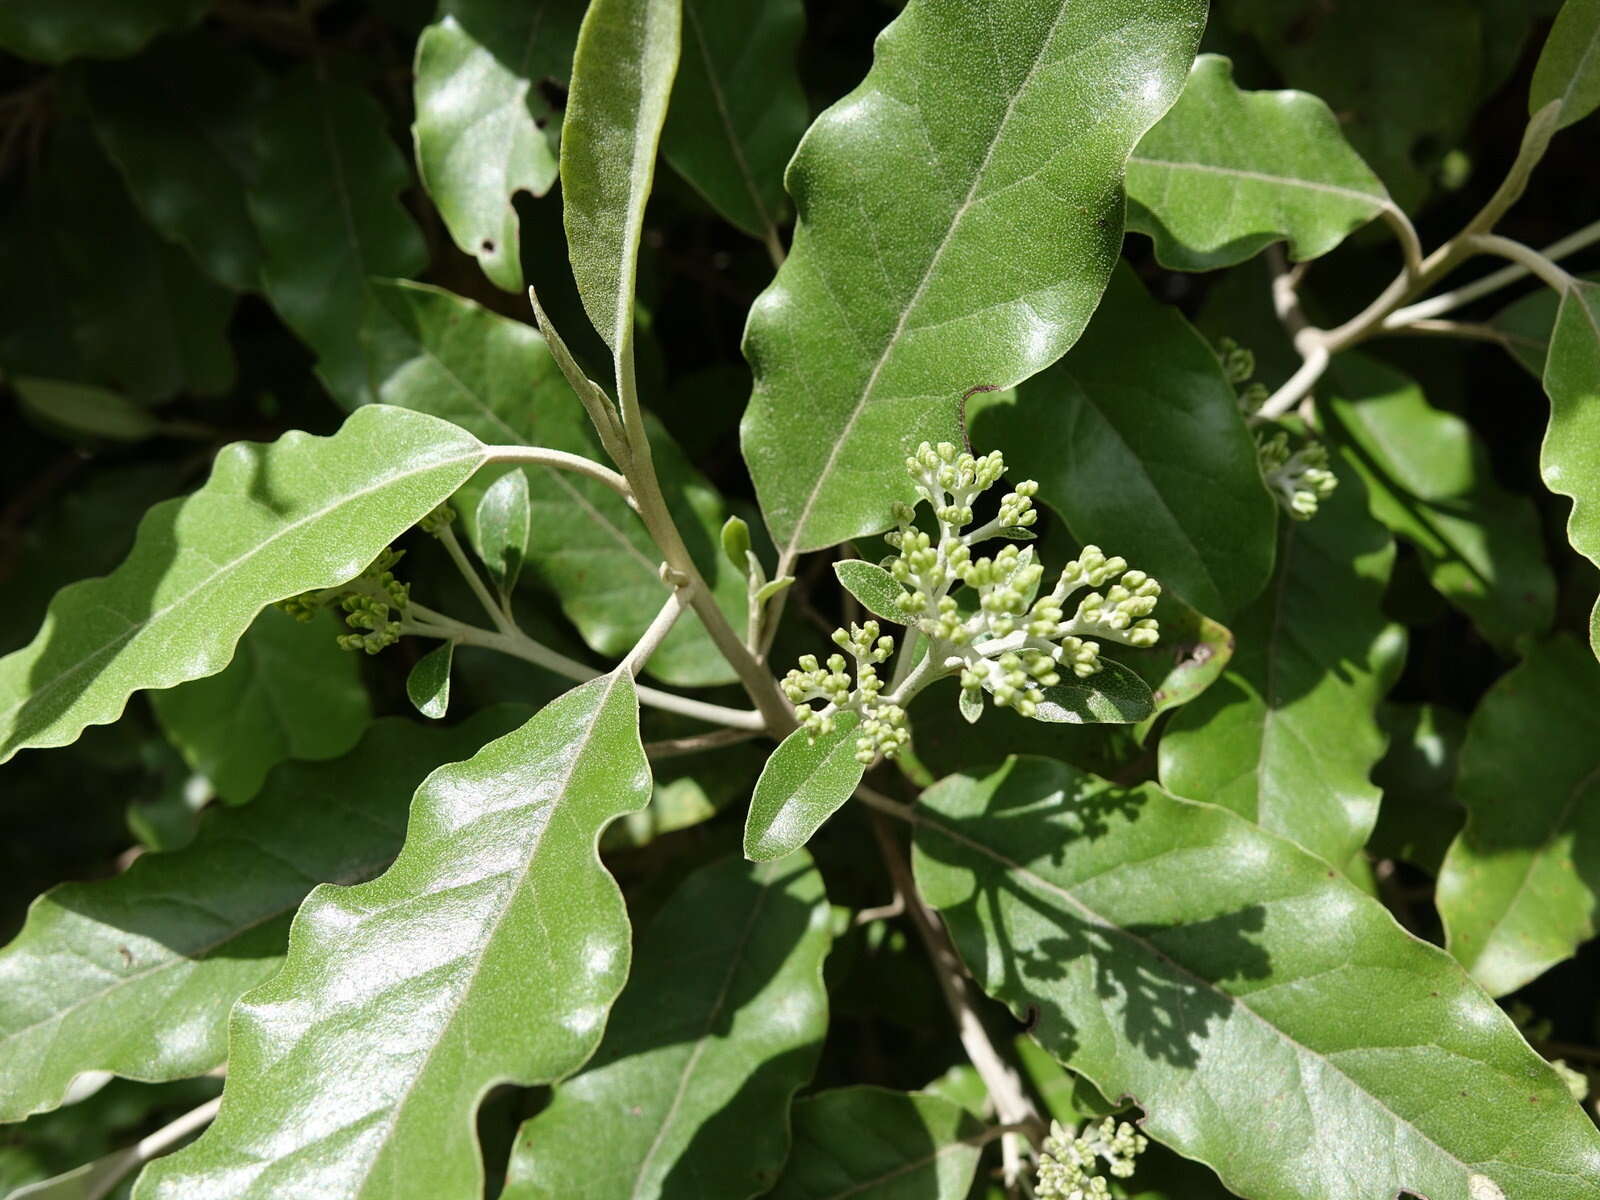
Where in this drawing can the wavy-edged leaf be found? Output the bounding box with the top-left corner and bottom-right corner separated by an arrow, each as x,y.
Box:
1532,0 -> 1600,129
769,1087 -> 984,1200
741,0 -> 1204,557
833,560 -> 904,625
913,756 -> 1600,1200
504,852 -> 831,1199
85,37 -> 268,292
135,673 -> 650,1200
0,711 -> 523,1123
0,405 -> 484,763
1541,281 -> 1600,642
250,71 -> 426,408
368,279 -> 745,686
151,607 -> 369,803
1160,472 -> 1404,866
662,0 -> 806,246
1437,637 -> 1600,995
562,0 -> 680,358
972,265 -> 1276,618
1325,355 -> 1555,650
413,0 -> 585,293
0,0 -> 208,63
744,716 -> 865,862
1127,54 -> 1390,271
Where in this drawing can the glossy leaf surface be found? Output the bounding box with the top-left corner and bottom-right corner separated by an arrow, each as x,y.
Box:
1127,54 -> 1390,270
741,0 -> 1205,557
661,0 -> 806,244
407,641 -> 455,720
136,673 -> 649,1199
1541,281 -> 1600,643
1325,355 -> 1555,650
250,73 -> 426,408
0,405 -> 484,764
745,717 -> 865,862
562,0 -> 680,357
972,266 -> 1276,618
1160,474 -> 1404,866
913,757 -> 1600,1200
474,467 -> 531,594
413,0 -> 584,292
369,280 -> 744,685
151,607 -> 370,803
1531,0 -> 1600,129
1437,637 -> 1600,995
769,1087 -> 984,1200
0,712 -> 522,1122
505,852 -> 831,1199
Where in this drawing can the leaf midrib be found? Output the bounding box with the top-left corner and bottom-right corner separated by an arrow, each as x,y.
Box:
1127,153 -> 1388,209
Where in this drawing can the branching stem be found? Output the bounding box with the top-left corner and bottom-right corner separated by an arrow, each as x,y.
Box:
436,525 -> 513,636
483,445 -> 635,508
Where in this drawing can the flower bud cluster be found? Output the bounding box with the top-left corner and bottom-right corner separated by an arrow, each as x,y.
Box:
781,620 -> 908,764
278,547 -> 411,655
1035,1118 -> 1148,1200
418,502 -> 456,535
1258,431 -> 1338,520
1217,336 -> 1268,415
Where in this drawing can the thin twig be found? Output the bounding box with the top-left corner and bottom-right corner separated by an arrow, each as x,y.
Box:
436,525 -> 513,635
621,589 -> 687,677
643,727 -> 763,758
1459,233 -> 1576,293
1254,338 -> 1330,422
484,445 -> 635,509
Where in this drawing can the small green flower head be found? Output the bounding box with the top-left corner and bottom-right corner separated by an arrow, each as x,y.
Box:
417,502 -> 457,536
1258,431 -> 1338,520
783,621 -> 910,764
1215,336 -> 1255,386
1035,1118 -> 1149,1200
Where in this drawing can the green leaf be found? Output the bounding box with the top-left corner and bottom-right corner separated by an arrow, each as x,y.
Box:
561,0 -> 680,358
0,711 -> 522,1122
406,641 -> 455,720
1531,0 -> 1600,129
0,404 -> 485,764
474,468 -> 531,593
741,0 -> 1204,557
151,607 -> 370,804
1130,595 -> 1235,721
833,560 -> 904,625
1160,472 -> 1405,866
85,37 -> 268,292
0,0 -> 209,63
913,756 -> 1600,1200
369,279 -> 746,687
744,716 -> 865,862
1368,703 -> 1466,877
250,71 -> 426,408
1437,637 -> 1600,995
971,266 -> 1277,618
1033,662 -> 1153,726
504,852 -> 832,1199
13,378 -> 162,444
661,0 -> 806,246
768,1087 -> 985,1200
1127,55 -> 1390,270
413,0 -> 585,293
1324,355 -> 1555,650
135,673 -> 650,1200
1541,282 -> 1600,630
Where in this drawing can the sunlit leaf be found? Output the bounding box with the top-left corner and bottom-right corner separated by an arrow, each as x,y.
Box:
406,641 -> 455,720
744,717 -> 865,862
1540,281 -> 1600,658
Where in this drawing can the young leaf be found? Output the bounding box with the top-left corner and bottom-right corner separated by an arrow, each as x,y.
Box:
1324,355 -> 1556,650
0,711 -> 524,1122
661,0 -> 806,248
250,71 -> 426,408
1032,662 -> 1153,726
0,0 -> 208,63
971,266 -> 1277,619
1437,637 -> 1600,995
413,0 -> 585,292
474,467 -> 531,593
1126,54 -> 1392,270
135,673 -> 650,1200
744,716 -> 865,862
741,0 -> 1204,557
0,405 -> 485,764
561,0 -> 681,358
768,1087 -> 985,1200
1540,281 -> 1600,648
13,378 -> 162,444
1531,0 -> 1600,129
151,607 -> 370,804
832,560 -> 904,625
85,38 -> 268,292
504,852 -> 832,1199
1160,473 -> 1405,867
913,757 -> 1600,1200
406,641 -> 455,720
370,279 -> 746,686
